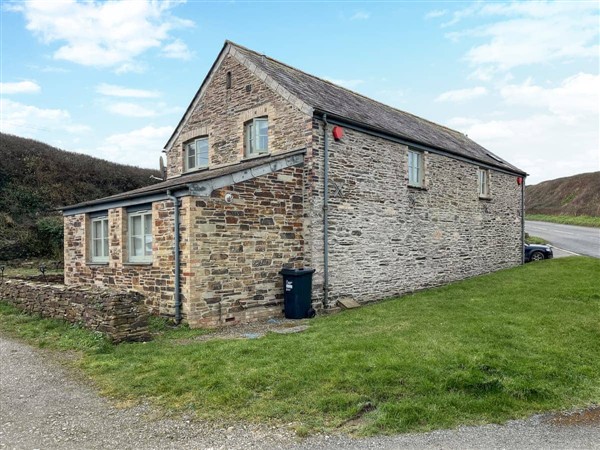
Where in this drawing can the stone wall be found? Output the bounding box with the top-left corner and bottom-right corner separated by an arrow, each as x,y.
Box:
309,120 -> 522,306
0,279 -> 150,343
64,200 -> 178,316
184,165 -> 305,327
166,49 -> 312,177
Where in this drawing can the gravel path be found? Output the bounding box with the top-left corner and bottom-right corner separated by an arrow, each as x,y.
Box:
1,335 -> 599,450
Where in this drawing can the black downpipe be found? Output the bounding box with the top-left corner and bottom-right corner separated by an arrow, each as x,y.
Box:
323,114 -> 329,308
166,190 -> 181,324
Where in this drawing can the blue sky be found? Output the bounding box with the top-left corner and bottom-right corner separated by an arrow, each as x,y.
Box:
1,0 -> 598,185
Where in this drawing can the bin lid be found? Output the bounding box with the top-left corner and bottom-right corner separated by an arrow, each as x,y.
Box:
279,267 -> 316,276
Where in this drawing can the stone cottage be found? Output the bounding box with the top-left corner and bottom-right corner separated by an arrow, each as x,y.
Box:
62,41 -> 527,327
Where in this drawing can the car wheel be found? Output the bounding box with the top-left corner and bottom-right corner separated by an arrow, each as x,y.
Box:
530,251 -> 545,262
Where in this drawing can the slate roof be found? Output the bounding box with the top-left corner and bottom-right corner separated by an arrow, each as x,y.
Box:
64,42 -> 524,213
229,42 -> 523,175
62,149 -> 305,212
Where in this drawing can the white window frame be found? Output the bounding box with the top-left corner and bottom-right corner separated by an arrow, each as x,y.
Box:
128,210 -> 153,263
90,215 -> 109,263
185,137 -> 209,172
478,168 -> 490,198
408,150 -> 424,187
245,117 -> 268,156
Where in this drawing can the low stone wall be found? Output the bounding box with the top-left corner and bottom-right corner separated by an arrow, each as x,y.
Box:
0,279 -> 150,343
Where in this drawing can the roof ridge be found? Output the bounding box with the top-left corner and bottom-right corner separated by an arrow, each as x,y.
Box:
226,40 -> 468,140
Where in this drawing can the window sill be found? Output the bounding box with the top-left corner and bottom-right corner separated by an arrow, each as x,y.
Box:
123,261 -> 153,266
184,166 -> 209,174
479,195 -> 492,201
242,152 -> 271,162
87,262 -> 109,267
408,184 -> 427,191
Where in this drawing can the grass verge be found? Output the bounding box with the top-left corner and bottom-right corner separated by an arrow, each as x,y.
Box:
524,234 -> 549,245
1,257 -> 599,436
526,214 -> 600,228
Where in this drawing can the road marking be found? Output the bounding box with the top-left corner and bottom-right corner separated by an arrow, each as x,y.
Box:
551,246 -> 581,256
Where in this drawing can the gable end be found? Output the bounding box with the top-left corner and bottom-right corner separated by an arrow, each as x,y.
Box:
164,42 -> 313,153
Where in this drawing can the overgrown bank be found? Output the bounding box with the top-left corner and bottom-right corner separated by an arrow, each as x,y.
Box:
525,171 -> 600,217
0,133 -> 160,260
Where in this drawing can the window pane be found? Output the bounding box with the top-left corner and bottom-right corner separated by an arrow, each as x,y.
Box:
186,142 -> 196,169
132,236 -> 143,256
196,138 -> 208,167
408,151 -> 421,186
144,213 -> 152,256
143,214 -> 152,235
92,239 -> 102,257
93,220 -> 101,239
132,215 -> 142,236
479,170 -> 488,195
103,236 -> 109,257
256,119 -> 268,152
144,234 -> 153,256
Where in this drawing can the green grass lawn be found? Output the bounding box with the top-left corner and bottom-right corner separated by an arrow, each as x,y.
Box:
526,214 -> 600,228
1,266 -> 64,278
1,257 -> 599,436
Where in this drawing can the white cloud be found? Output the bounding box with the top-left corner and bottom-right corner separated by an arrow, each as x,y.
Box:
12,0 -> 193,71
96,83 -> 160,98
425,9 -> 447,20
435,86 -> 488,102
499,73 -> 599,118
443,2 -> 599,72
350,11 -> 370,21
162,39 -> 192,60
323,77 -> 365,90
0,81 -> 41,95
467,67 -> 496,82
106,102 -> 158,118
441,3 -> 481,28
0,98 -> 90,137
95,125 -> 172,167
447,107 -> 599,185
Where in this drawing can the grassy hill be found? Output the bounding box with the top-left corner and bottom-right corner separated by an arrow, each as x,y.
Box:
526,171 -> 600,217
0,133 -> 161,260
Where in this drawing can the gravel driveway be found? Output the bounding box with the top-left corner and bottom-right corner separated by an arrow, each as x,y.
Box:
1,335 -> 598,450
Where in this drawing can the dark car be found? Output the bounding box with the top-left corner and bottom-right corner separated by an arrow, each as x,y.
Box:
524,243 -> 553,262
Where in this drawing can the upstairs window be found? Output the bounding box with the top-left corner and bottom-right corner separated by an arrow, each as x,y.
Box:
185,137 -> 208,171
478,168 -> 490,197
245,117 -> 268,156
129,209 -> 153,263
408,150 -> 423,187
90,215 -> 109,263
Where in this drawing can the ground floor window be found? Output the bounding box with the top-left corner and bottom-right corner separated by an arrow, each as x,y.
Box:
90,215 -> 109,263
128,209 -> 153,262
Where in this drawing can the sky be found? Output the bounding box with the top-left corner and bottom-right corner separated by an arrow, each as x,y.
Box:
1,0 -> 598,185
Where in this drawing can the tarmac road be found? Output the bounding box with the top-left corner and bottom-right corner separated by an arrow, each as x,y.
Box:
525,221 -> 600,258
1,335 -> 599,450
